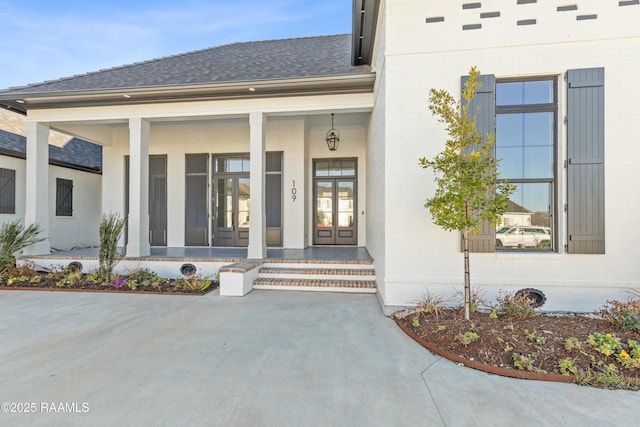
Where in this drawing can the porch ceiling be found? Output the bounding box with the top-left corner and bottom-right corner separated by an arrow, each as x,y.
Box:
41,111 -> 371,146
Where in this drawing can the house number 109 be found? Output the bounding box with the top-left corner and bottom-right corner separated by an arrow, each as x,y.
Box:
291,180 -> 297,201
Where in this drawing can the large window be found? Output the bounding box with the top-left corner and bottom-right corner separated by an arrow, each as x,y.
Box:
495,79 -> 556,251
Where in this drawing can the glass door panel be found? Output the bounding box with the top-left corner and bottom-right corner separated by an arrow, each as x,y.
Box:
235,177 -> 250,246
213,178 -> 234,246
316,181 -> 334,228
216,178 -> 233,228
337,181 -> 354,227
237,178 -> 251,228
315,180 -> 334,244
336,179 -> 356,245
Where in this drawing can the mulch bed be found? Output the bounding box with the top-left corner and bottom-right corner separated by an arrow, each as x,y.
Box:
0,278 -> 218,295
396,308 -> 640,387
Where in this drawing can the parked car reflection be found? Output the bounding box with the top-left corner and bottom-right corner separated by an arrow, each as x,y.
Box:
496,226 -> 551,249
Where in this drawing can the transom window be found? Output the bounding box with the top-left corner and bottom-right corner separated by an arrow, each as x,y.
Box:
215,156 -> 250,173
495,78 -> 556,251
314,159 -> 356,177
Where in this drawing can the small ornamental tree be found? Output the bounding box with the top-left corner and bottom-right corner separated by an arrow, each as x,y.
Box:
419,66 -> 515,320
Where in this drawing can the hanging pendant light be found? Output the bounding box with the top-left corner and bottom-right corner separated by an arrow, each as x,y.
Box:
325,113 -> 340,151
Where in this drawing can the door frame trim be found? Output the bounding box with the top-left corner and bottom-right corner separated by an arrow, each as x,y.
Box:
312,157 -> 358,246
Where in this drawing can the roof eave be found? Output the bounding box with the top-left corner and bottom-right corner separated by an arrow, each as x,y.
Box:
352,0 -> 380,66
0,73 -> 375,111
0,147 -> 101,174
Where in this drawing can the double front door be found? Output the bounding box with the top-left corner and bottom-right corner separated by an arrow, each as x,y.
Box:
313,159 -> 357,245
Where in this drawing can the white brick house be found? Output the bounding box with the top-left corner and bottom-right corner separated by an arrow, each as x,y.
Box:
0,0 -> 638,311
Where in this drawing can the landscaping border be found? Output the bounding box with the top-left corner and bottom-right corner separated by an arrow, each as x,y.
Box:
394,315 -> 575,383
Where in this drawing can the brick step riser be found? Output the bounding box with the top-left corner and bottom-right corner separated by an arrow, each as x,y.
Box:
253,278 -> 377,289
259,273 -> 375,281
259,268 -> 375,275
253,284 -> 377,294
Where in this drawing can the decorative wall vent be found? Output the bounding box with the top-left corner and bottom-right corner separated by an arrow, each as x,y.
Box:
619,0 -> 639,6
517,19 -> 537,25
557,5 -> 578,12
576,14 -> 597,20
481,11 -> 500,18
180,263 -> 197,276
462,2 -> 481,9
463,23 -> 482,30
68,261 -> 83,273
517,0 -> 537,4
426,16 -> 445,23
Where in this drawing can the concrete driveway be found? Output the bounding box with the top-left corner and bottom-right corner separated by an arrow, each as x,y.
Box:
1,290 -> 638,426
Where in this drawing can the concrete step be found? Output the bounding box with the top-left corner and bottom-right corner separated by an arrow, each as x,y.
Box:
253,278 -> 377,294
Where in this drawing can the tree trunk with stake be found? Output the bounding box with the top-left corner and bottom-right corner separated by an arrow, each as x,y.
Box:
463,207 -> 471,320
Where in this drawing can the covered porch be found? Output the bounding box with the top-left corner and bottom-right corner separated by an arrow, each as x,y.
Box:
22,99 -> 373,259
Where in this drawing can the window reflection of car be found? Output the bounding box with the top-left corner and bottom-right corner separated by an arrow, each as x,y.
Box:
496,226 -> 551,248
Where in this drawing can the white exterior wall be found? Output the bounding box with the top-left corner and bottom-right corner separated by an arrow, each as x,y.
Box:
368,0 -> 388,301
0,155 -> 101,249
377,0 -> 640,311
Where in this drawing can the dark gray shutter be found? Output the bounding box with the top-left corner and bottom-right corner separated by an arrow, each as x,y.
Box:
124,156 -> 129,245
566,67 -> 605,254
265,152 -> 283,246
149,155 -> 167,246
0,168 -> 16,214
55,178 -> 73,216
185,154 -> 208,246
461,74 -> 496,253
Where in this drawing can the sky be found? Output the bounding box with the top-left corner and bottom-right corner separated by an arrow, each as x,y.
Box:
0,0 -> 352,90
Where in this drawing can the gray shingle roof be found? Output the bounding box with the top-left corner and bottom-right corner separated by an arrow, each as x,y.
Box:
0,129 -> 102,172
2,34 -> 368,95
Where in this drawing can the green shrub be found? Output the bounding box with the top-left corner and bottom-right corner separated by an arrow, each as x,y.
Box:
512,352 -> 536,371
598,299 -> 640,333
416,291 -> 449,319
495,290 -> 537,319
98,213 -> 126,282
127,268 -> 167,287
456,331 -> 480,347
176,274 -> 212,292
0,220 -> 44,271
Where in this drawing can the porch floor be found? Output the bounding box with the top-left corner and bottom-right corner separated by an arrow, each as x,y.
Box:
29,246 -> 373,263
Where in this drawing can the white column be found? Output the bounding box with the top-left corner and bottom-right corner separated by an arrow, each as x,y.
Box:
23,121 -> 51,255
248,112 -> 266,259
126,118 -> 151,257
